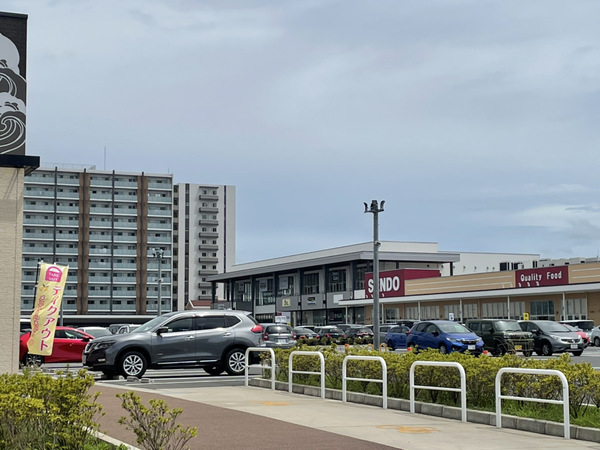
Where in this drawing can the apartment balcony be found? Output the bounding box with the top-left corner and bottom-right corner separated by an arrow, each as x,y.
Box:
23,204 -> 55,212
148,209 -> 172,217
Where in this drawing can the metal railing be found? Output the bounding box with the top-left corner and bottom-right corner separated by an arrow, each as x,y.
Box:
288,351 -> 326,399
245,347 -> 276,390
410,361 -> 467,422
495,368 -> 570,439
342,356 -> 387,409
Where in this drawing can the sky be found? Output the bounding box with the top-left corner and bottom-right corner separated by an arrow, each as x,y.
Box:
5,0 -> 600,264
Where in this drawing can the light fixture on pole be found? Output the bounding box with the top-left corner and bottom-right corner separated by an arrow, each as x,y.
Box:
152,248 -> 164,316
364,200 -> 384,348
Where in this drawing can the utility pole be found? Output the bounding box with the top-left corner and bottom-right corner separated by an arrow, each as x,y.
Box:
364,200 -> 384,348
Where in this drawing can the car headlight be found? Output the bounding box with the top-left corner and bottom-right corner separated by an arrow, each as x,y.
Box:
549,334 -> 561,340
476,338 -> 483,343
446,337 -> 461,343
93,341 -> 116,351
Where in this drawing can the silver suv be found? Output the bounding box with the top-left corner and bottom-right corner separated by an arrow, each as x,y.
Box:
82,310 -> 264,378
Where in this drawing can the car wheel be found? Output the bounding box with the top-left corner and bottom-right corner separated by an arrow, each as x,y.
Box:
541,342 -> 553,357
22,353 -> 44,367
594,337 -> 600,347
386,340 -> 395,351
119,351 -> 147,378
224,348 -> 246,375
494,343 -> 506,356
204,365 -> 224,376
438,344 -> 448,354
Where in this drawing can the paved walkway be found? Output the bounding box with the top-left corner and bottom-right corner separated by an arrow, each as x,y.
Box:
90,382 -> 600,450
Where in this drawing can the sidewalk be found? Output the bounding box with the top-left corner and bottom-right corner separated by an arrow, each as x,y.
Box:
90,382 -> 600,450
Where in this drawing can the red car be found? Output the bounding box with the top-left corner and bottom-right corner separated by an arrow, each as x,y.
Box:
19,326 -> 94,366
562,324 -> 590,347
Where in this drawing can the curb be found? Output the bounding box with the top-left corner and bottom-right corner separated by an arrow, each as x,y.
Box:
249,378 -> 600,444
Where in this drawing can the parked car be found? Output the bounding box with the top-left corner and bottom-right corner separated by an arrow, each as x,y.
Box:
76,326 -> 113,338
518,320 -> 584,356
559,320 -> 595,343
20,326 -> 94,366
345,326 -> 373,339
314,326 -> 346,341
293,327 -> 320,340
561,324 -> 590,347
384,324 -> 411,350
262,324 -> 297,349
406,320 -> 484,355
82,310 -> 264,378
465,319 -> 534,356
592,326 -> 600,347
108,323 -> 130,334
117,324 -> 141,334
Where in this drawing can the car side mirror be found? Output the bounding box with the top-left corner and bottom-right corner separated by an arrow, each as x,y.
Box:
156,326 -> 169,335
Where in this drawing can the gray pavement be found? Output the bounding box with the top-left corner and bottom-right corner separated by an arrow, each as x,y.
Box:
91,381 -> 600,450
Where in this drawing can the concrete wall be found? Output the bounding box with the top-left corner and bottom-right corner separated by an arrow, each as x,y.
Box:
0,166 -> 24,374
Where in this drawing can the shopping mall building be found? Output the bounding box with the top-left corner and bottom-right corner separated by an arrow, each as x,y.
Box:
207,241 -> 600,326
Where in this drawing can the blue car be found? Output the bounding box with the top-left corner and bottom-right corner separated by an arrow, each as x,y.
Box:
407,320 -> 484,355
384,324 -> 411,350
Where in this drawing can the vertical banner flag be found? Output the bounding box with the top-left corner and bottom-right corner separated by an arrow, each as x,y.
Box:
28,263 -> 69,356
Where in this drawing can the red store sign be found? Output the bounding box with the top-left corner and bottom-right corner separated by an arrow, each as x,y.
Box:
365,269 -> 440,299
515,266 -> 569,288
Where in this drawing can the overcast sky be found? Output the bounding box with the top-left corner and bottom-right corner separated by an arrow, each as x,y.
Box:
6,0 -> 600,264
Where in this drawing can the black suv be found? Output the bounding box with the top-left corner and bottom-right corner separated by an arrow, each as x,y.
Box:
466,319 -> 534,356
82,310 -> 264,378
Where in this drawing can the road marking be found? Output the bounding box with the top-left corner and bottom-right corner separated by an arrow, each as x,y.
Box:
377,425 -> 438,434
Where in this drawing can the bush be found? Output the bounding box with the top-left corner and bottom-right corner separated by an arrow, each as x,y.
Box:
117,391 -> 197,450
268,346 -> 600,427
0,368 -> 103,450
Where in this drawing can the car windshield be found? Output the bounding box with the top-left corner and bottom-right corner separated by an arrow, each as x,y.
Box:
295,327 -> 313,333
133,316 -> 170,333
494,321 -> 522,331
563,324 -> 578,332
438,323 -> 471,333
538,321 -> 572,332
266,326 -> 291,333
570,321 -> 594,331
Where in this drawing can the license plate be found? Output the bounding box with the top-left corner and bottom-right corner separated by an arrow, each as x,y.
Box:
468,345 -> 475,350
570,344 -> 578,349
514,345 -> 522,350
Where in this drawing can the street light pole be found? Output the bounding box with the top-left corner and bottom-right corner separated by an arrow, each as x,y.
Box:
364,200 -> 385,348
152,248 -> 164,316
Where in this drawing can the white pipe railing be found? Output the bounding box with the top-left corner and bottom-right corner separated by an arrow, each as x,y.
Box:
245,347 -> 276,390
342,355 -> 387,409
288,351 -> 326,398
409,361 -> 467,422
495,368 -> 570,439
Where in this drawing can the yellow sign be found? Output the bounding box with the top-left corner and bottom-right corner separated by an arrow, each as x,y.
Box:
523,312 -> 530,320
28,263 -> 69,356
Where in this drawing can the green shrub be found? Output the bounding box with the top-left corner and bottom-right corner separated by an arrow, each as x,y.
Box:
0,368 -> 103,450
117,391 -> 197,450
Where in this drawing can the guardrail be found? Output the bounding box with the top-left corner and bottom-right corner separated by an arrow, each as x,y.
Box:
288,351 -> 326,398
495,368 -> 570,439
342,356 -> 387,409
245,347 -> 276,390
410,361 -> 467,422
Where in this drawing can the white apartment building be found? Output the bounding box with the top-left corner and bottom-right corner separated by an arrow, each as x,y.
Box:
173,183 -> 235,308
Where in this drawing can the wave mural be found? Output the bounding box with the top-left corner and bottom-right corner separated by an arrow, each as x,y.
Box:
0,30 -> 26,155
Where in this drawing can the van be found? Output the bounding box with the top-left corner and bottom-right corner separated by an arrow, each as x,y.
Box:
466,319 -> 534,356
